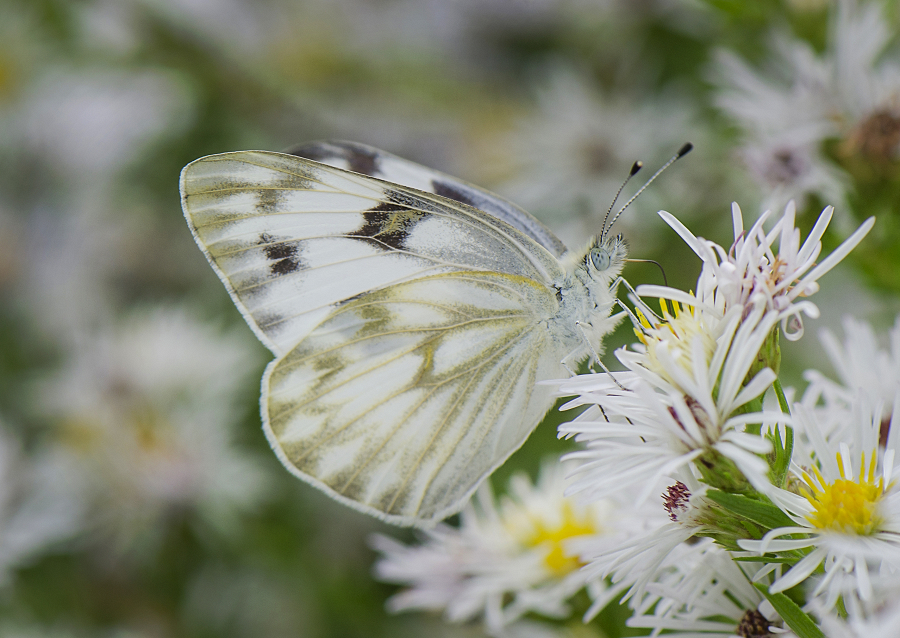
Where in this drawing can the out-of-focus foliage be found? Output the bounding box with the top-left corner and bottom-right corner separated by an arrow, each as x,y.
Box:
0,0 -> 897,636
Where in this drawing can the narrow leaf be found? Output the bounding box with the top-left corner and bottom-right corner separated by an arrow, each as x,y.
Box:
754,583 -> 824,638
769,378 -> 793,487
706,489 -> 794,530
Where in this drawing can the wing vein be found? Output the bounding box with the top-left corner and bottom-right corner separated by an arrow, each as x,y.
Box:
270,315 -> 527,412
406,329 -> 539,515
384,328 -> 531,513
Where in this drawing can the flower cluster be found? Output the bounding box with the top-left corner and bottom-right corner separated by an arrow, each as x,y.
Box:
372,463 -> 665,636
374,200 -> 888,637
37,308 -> 272,556
712,0 -> 900,213
552,202 -> 892,636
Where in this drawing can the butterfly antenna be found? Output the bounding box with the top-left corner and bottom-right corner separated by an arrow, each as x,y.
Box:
625,258 -> 668,287
606,142 -> 693,232
601,161 -> 643,242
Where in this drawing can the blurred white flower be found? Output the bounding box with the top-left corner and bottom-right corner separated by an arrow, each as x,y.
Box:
39,307 -> 270,553
712,0 -> 900,211
0,421 -> 82,584
2,64 -> 195,340
135,0 -> 271,57
802,315 -> 900,425
19,203 -> 130,340
372,463 -> 642,635
14,67 -> 193,186
819,611 -> 900,638
814,581 -> 900,637
493,67 -> 710,249
627,543 -> 795,637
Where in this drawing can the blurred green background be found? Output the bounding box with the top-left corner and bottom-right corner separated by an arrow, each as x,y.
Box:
0,0 -> 898,636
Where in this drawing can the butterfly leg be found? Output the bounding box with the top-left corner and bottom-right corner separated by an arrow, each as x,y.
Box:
559,348 -> 581,377
614,298 -> 644,329
612,276 -> 663,323
573,321 -> 628,391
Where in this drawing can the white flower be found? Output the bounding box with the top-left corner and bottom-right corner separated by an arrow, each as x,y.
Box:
645,201 -> 874,340
712,41 -> 842,211
576,476 -> 714,617
492,67 -> 711,249
712,0 -> 900,209
814,587 -> 900,638
371,463 -> 638,635
14,67 -> 193,184
628,542 -> 796,637
39,307 -> 271,553
802,315 -> 900,422
0,421 -> 82,584
739,396 -> 900,611
558,299 -> 781,502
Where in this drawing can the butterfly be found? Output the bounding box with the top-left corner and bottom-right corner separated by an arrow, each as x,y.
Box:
180,140 -> 688,526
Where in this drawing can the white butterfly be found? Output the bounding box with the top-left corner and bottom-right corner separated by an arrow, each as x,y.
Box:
180,140 -> 668,527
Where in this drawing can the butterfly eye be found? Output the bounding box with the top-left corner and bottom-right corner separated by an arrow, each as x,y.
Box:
589,247 -> 610,271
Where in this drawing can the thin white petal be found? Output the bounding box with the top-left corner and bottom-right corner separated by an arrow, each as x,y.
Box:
803,216 -> 875,284
658,210 -> 705,258
770,547 -> 827,592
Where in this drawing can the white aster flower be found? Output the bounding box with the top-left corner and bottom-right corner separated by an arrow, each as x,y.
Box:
818,611 -> 900,638
739,397 -> 900,611
712,0 -> 900,210
802,315 -> 900,425
492,66 -> 711,249
0,421 -> 82,584
559,299 -> 781,502
371,462 -> 641,635
646,201 -> 874,340
712,40 -> 843,212
814,584 -> 900,638
576,477 -> 719,617
39,307 -> 270,554
628,542 -> 795,637
14,66 -> 193,186
739,134 -> 849,216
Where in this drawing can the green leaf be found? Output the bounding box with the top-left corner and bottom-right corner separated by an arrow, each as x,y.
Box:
734,555 -> 797,564
754,583 -> 824,638
705,490 -> 794,530
769,378 -> 794,488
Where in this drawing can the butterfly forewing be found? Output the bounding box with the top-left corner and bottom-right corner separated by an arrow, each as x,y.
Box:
263,271 -> 562,525
181,151 -> 563,356
286,140 -> 569,259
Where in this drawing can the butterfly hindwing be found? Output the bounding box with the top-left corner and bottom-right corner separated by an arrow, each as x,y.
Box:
181,150 -> 564,356
263,271 -> 563,525
286,140 -> 569,259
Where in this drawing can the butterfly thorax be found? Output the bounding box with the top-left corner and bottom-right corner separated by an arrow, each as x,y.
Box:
549,234 -> 626,357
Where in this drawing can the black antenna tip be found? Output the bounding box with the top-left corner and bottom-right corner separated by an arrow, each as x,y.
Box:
677,142 -> 694,158
630,161 -> 643,176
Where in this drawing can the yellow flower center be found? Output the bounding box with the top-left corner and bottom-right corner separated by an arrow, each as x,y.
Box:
802,451 -> 886,535
635,299 -> 716,384
507,501 -> 599,576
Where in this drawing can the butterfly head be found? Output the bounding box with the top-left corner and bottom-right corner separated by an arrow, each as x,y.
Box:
585,234 -> 627,284
563,233 -> 626,290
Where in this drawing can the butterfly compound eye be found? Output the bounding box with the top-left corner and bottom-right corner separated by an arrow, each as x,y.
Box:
589,247 -> 610,272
